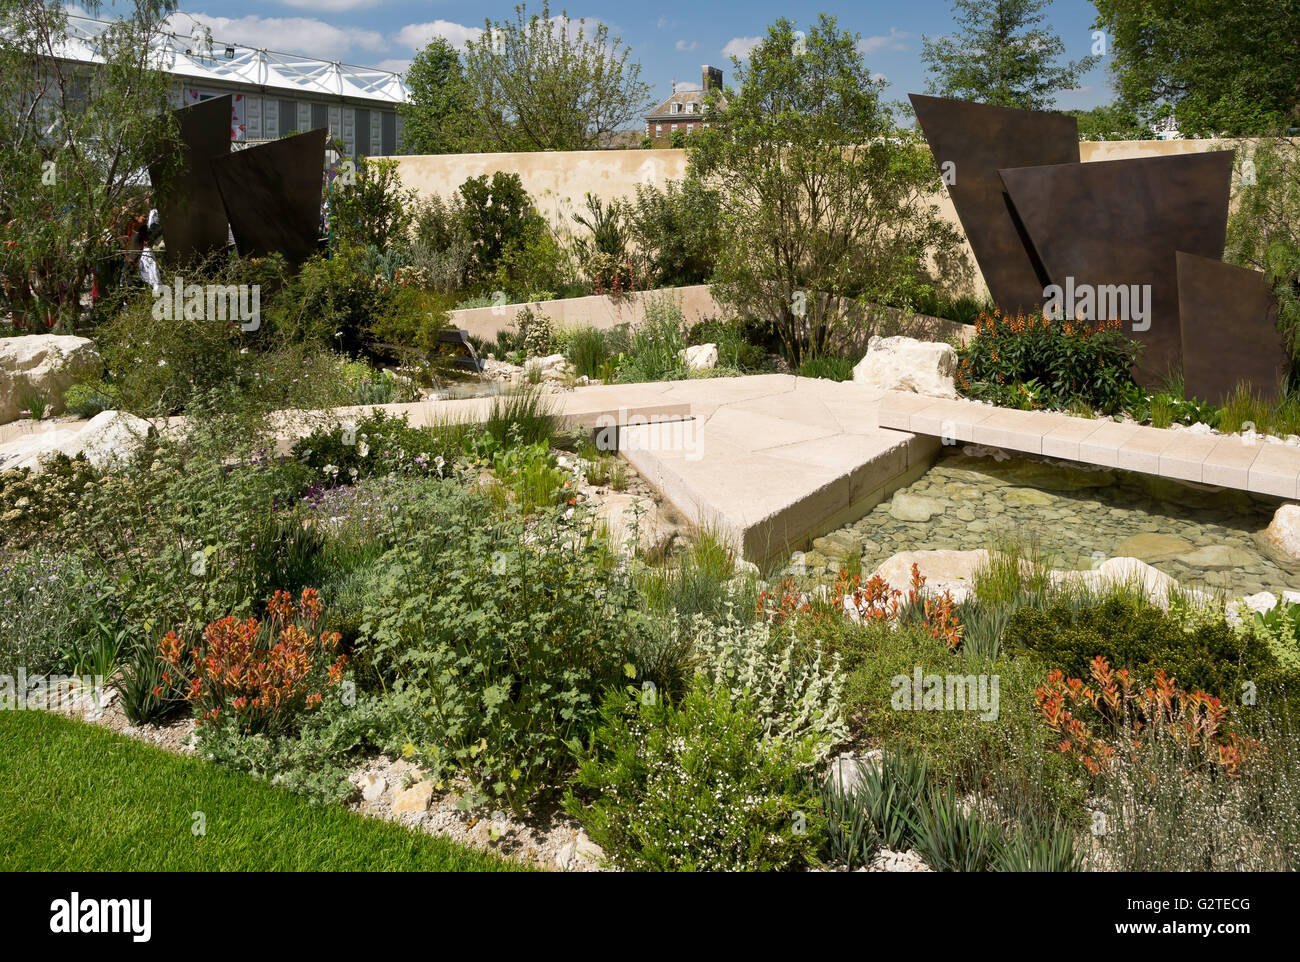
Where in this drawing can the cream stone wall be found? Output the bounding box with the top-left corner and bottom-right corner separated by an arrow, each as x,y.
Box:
394,139 -> 1243,302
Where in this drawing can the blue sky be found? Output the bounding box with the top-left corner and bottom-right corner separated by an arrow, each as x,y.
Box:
116,0 -> 1117,111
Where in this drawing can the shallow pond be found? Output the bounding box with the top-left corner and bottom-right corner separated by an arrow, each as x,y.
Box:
797,449 -> 1300,599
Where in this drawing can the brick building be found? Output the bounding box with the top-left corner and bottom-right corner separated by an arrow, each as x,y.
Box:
644,65 -> 724,146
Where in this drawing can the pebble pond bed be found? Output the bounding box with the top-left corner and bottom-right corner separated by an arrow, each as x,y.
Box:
795,449 -> 1300,600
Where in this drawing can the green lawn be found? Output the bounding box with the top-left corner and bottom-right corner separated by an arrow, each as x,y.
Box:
0,710 -> 530,871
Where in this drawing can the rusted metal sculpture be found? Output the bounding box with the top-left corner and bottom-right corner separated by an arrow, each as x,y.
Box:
999,151 -> 1234,383
210,128 -> 327,265
1176,251 -> 1287,405
148,95 -> 231,267
908,93 -> 1079,315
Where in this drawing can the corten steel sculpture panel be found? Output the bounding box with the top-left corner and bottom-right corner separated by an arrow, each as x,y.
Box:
999,151 -> 1234,384
148,95 -> 231,267
210,128 -> 327,266
1176,251 -> 1287,406
908,93 -> 1079,315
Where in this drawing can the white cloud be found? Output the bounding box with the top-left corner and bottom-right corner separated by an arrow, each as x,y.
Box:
675,81 -> 703,92
858,28 -> 912,55
722,36 -> 761,60
165,12 -> 385,61
374,58 -> 412,74
393,20 -> 483,52
675,39 -> 696,52
870,72 -> 888,83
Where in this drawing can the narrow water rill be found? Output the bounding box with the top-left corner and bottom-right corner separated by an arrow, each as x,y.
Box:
799,449 -> 1300,598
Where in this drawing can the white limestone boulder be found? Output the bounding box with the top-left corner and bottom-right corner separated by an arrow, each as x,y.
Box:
678,343 -> 718,372
1259,503 -> 1300,566
0,335 -> 102,424
852,335 -> 957,399
0,410 -> 152,473
868,549 -> 989,603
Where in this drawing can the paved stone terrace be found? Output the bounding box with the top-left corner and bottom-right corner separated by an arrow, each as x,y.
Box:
606,375 -> 939,565
877,391 -> 1300,499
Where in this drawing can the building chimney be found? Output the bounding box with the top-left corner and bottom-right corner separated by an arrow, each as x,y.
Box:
702,65 -> 722,92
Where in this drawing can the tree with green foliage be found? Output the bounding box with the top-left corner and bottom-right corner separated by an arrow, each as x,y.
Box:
327,156 -> 415,252
689,15 -> 960,365
1070,102 -> 1147,141
1225,138 -> 1300,383
399,37 -> 470,155
1092,0 -> 1300,137
460,1 -> 651,151
922,0 -> 1098,110
0,0 -> 181,331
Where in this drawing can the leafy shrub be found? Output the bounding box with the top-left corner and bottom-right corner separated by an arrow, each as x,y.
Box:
292,410 -> 454,487
1246,601 -> 1300,672
566,681 -> 825,871
957,310 -> 1142,414
267,244 -> 391,357
328,156 -> 415,252
359,482 -> 643,806
458,172 -> 546,287
1004,596 -> 1287,707
94,291 -> 246,416
626,177 -> 725,286
572,193 -> 636,290
197,686 -> 399,804
64,381 -> 120,419
486,226 -> 573,302
690,611 -> 847,763
0,551 -> 103,677
159,588 -> 346,734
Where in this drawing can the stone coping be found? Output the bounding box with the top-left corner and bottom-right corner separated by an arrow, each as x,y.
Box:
878,391 -> 1300,499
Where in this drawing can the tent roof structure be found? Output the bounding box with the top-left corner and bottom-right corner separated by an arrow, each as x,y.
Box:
52,13 -> 408,106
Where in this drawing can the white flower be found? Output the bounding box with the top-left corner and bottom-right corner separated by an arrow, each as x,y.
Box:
357,441 -> 370,458
157,359 -> 167,367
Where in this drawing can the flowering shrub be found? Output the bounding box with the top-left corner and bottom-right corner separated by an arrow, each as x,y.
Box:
566,680 -> 825,871
1034,655 -> 1261,777
159,588 -> 346,735
957,309 -> 1141,414
292,410 -> 453,487
689,611 -> 848,763
360,482 -> 640,807
513,307 -> 554,357
0,454 -> 98,549
757,563 -> 964,651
